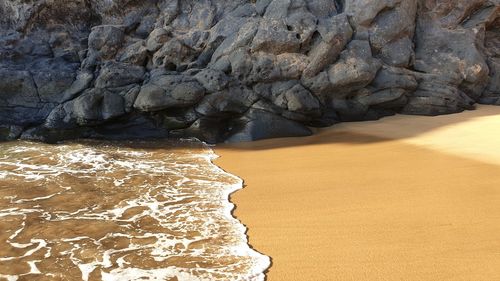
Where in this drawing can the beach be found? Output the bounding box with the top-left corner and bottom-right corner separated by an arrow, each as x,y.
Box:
215,105 -> 500,281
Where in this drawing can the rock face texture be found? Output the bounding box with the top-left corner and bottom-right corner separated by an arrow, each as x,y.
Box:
0,0 -> 499,143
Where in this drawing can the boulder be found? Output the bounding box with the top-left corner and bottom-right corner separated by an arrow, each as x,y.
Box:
70,89 -> 126,125
226,109 -> 312,142
146,28 -> 171,52
195,85 -> 259,117
1,0 -> 499,143
95,62 -> 145,89
134,75 -> 205,112
31,59 -> 80,103
119,40 -> 148,65
327,40 -> 382,95
194,68 -> 230,92
87,25 -> 125,61
356,88 -> 407,107
0,68 -> 53,125
303,14 -> 353,77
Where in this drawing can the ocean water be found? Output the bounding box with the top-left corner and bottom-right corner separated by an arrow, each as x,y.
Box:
0,139 -> 270,281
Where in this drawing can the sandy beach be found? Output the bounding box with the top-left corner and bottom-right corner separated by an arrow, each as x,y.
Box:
215,105 -> 500,281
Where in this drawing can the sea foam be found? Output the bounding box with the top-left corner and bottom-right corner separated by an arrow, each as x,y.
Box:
0,139 -> 270,280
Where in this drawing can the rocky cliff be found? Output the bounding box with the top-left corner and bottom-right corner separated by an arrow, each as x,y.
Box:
0,0 -> 499,143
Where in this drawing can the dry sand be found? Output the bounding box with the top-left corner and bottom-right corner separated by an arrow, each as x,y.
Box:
215,105 -> 500,281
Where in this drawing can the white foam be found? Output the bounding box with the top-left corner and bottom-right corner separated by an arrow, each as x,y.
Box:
0,140 -> 270,280
0,274 -> 18,281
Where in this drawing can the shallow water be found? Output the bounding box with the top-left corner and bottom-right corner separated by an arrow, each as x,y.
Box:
0,139 -> 269,281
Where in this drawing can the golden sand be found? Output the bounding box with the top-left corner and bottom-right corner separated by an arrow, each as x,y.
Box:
215,105 -> 500,281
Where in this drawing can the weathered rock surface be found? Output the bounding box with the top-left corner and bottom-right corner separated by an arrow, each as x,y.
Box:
0,0 -> 499,143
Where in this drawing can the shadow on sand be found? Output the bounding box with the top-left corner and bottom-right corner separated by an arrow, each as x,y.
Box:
216,105 -> 500,151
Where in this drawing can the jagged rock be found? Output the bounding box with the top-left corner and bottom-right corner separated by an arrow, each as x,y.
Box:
44,88 -> 127,130
479,13 -> 500,105
480,57 -> 500,104
356,88 -> 407,107
71,89 -> 126,125
402,75 -> 476,115
303,14 -> 353,78
327,40 -> 382,95
251,19 -> 302,54
60,71 -> 94,102
48,30 -> 83,62
256,81 -> 321,117
146,28 -> 171,52
95,62 -> 145,89
226,109 -> 313,142
31,59 -> 80,103
370,66 -> 418,91
0,68 -> 55,125
194,68 -> 230,92
0,0 -> 499,143
346,0 -> 401,27
152,38 -> 198,70
368,0 -> 418,67
119,40 -> 148,65
151,108 -> 198,130
122,86 -> 141,113
0,69 -> 39,108
134,75 -> 205,112
331,98 -> 369,121
172,117 -> 234,144
195,85 -> 259,117
87,25 -> 125,61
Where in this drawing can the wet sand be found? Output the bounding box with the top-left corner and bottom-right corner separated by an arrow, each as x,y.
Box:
215,105 -> 500,281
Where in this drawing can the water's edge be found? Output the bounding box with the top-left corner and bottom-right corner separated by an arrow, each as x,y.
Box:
0,139 -> 271,280
204,142 -> 271,280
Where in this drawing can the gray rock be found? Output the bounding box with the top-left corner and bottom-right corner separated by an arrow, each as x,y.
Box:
255,0 -> 272,15
121,86 -> 141,113
0,68 -> 40,108
260,82 -> 321,116
101,92 -> 126,120
1,0 -> 499,143
31,59 -> 79,103
226,109 -> 312,142
151,38 -> 197,70
303,14 -> 353,78
61,71 -> 94,102
195,85 -> 259,117
0,68 -> 54,125
251,19 -> 301,54
480,57 -> 500,105
87,25 -> 125,61
151,108 -> 198,130
172,117 -> 226,144
370,66 -> 418,91
134,75 -> 205,112
368,0 -> 417,67
194,68 -> 230,92
331,98 -> 369,121
95,62 -> 145,89
146,28 -> 171,52
402,76 -> 476,115
327,40 -> 382,95
119,40 -> 148,65
356,88 -> 407,107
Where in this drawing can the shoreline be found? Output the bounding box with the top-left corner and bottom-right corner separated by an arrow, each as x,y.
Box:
215,105 -> 500,281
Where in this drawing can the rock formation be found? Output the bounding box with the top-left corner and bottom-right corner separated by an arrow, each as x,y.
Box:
0,0 -> 499,143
